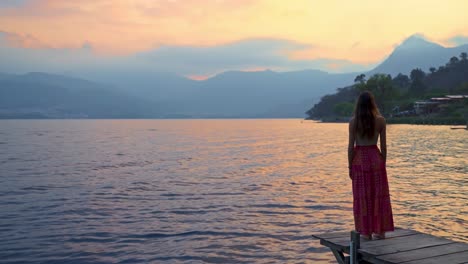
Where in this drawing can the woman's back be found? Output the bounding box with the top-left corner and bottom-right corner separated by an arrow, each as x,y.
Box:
352,115 -> 385,146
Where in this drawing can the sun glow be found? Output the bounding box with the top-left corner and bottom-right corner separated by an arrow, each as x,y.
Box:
1,0 -> 467,73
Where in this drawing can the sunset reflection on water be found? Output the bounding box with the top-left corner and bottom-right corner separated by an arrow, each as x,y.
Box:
0,119 -> 466,263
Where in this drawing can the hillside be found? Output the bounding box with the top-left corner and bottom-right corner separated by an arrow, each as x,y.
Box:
306,53 -> 468,124
0,73 -> 161,118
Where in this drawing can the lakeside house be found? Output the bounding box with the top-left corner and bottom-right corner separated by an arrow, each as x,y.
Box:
413,94 -> 467,115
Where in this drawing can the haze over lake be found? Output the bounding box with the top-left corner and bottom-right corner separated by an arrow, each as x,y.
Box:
1,119 -> 466,263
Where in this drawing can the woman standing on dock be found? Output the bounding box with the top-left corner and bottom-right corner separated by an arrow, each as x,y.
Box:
348,91 -> 394,240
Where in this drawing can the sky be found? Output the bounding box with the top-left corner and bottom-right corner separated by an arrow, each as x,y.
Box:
1,0 -> 468,79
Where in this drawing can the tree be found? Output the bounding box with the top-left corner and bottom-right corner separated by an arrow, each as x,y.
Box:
460,52 -> 467,62
410,68 -> 426,81
448,56 -> 460,67
353,74 -> 367,92
409,68 -> 426,96
392,73 -> 410,89
364,74 -> 394,115
306,86 -> 358,120
354,74 -> 366,84
333,102 -> 354,117
429,67 -> 436,74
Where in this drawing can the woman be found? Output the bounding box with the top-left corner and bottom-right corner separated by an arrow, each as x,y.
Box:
348,91 -> 394,240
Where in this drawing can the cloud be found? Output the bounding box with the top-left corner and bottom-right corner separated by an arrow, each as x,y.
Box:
447,35 -> 468,46
1,0 -> 467,64
0,31 -> 50,48
132,39 -> 313,75
0,35 -> 371,76
0,0 -> 29,8
0,0 -> 261,54
128,38 -> 374,75
0,31 -> 98,73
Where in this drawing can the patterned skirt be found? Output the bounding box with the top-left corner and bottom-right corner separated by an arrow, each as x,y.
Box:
351,145 -> 394,236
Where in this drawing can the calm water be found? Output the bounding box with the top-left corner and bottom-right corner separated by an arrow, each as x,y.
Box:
0,119 -> 466,264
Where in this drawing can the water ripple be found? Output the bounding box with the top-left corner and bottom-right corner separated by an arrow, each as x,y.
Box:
0,120 -> 466,263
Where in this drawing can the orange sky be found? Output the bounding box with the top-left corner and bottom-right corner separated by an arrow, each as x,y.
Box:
1,0 -> 468,75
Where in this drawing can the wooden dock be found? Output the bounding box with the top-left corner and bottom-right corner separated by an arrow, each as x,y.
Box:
313,228 -> 468,264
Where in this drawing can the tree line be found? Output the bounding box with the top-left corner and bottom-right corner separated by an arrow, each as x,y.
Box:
306,52 -> 468,123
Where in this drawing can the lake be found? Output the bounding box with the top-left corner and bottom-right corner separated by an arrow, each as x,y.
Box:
0,119 -> 466,263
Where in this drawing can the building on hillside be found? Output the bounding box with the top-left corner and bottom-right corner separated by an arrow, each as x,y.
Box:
413,95 -> 467,115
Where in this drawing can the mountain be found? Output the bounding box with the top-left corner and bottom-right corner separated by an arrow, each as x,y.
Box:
182,70 -> 355,117
0,72 -> 13,80
0,73 -> 161,118
81,70 -> 198,102
1,35 -> 468,119
0,69 -> 356,118
83,36 -> 468,118
78,69 -> 356,118
369,35 -> 468,76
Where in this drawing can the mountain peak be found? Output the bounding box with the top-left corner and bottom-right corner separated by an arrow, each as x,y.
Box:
402,34 -> 429,44
369,33 -> 468,76
396,35 -> 443,50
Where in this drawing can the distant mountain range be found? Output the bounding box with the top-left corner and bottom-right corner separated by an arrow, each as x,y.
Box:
0,36 -> 467,118
0,72 -> 160,118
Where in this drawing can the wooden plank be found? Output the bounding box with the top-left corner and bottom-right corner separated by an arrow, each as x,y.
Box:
359,234 -> 453,257
381,228 -> 421,238
326,229 -> 421,251
328,229 -> 420,244
314,229 -> 421,254
313,231 -> 349,240
374,243 -> 468,264
313,228 -> 468,264
402,250 -> 468,264
313,228 -> 417,241
362,233 -> 449,249
320,237 -> 349,253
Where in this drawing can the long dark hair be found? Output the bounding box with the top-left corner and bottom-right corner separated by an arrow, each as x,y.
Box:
353,91 -> 380,138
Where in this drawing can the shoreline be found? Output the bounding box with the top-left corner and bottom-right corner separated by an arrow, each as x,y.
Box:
306,117 -> 467,126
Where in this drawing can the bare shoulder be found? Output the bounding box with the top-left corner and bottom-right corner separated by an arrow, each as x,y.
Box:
376,115 -> 386,124
376,115 -> 386,131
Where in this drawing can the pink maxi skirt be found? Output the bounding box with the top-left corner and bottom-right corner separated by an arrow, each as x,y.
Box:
351,145 -> 394,236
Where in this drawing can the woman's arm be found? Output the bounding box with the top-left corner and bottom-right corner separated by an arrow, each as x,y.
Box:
348,118 -> 356,170
379,117 -> 387,164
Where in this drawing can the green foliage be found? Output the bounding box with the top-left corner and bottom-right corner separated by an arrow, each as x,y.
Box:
354,74 -> 366,84
392,73 -> 410,90
333,102 -> 354,117
409,68 -> 427,96
454,82 -> 468,94
306,52 -> 468,124
461,52 -> 468,61
306,86 -> 357,119
364,74 -> 395,114
448,56 -> 460,67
